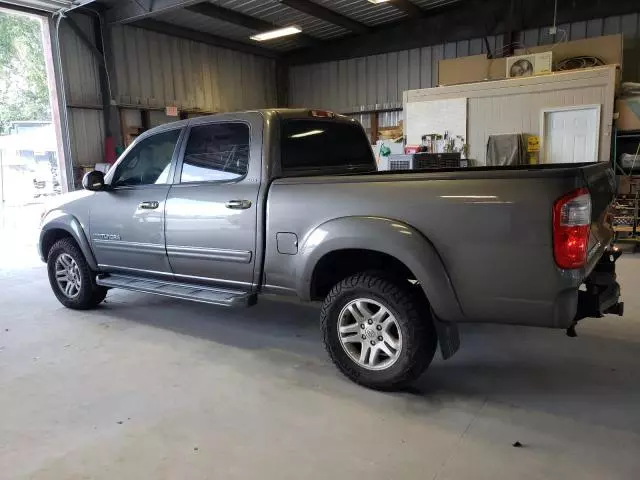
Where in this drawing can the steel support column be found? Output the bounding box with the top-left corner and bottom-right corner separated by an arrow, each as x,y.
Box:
92,12 -> 121,148
276,60 -> 289,108
43,15 -> 74,192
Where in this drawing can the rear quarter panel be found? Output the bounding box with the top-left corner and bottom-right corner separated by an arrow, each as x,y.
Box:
265,170 -> 586,327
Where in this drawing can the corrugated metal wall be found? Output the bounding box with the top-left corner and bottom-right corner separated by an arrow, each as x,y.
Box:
58,14 -> 105,168
290,13 -> 640,126
58,12 -> 640,167
58,16 -> 277,168
110,25 -> 277,111
289,35 -> 507,113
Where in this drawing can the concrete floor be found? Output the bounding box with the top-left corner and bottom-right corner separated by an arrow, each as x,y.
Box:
1,224 -> 640,478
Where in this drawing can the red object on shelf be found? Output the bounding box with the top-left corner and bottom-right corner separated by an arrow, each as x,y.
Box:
104,136 -> 116,164
404,145 -> 420,154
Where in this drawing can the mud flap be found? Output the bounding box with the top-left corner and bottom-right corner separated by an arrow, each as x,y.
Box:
433,313 -> 460,360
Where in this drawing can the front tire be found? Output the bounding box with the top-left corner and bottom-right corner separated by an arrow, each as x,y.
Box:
320,273 -> 437,391
47,238 -> 107,310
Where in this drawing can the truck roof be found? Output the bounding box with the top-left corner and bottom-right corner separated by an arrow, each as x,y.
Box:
142,108 -> 353,136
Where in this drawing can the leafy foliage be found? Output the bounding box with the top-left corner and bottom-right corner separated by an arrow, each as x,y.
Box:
0,11 -> 51,134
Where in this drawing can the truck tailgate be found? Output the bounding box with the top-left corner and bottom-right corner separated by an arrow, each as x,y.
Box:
581,163 -> 616,273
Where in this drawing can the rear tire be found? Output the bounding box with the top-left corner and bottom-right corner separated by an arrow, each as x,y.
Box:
320,273 -> 437,391
47,238 -> 107,310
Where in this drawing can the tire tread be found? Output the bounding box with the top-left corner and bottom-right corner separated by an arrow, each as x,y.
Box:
320,272 -> 436,390
47,238 -> 107,310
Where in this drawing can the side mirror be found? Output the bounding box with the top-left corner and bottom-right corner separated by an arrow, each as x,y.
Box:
82,170 -> 106,191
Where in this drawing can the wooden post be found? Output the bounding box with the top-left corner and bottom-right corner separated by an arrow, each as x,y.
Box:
371,111 -> 379,144
141,110 -> 151,131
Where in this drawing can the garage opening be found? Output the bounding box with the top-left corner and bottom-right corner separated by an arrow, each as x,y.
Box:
0,6 -> 64,268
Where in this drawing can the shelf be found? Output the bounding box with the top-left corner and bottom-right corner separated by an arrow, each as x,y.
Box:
614,226 -> 635,232
617,133 -> 640,139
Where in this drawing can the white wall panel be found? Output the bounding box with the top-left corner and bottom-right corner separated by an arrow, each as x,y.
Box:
468,86 -> 608,164
405,67 -> 617,165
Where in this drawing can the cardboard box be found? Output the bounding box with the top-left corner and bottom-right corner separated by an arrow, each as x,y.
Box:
438,34 -> 623,87
617,175 -> 630,194
378,126 -> 403,140
616,96 -> 640,131
616,175 -> 640,195
438,54 -> 506,85
515,34 -> 623,71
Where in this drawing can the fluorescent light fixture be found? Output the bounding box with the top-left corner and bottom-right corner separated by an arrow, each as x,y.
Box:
367,0 -> 391,3
289,129 -> 324,139
250,26 -> 302,41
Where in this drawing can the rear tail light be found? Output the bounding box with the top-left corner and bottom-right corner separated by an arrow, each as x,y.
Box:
553,187 -> 591,269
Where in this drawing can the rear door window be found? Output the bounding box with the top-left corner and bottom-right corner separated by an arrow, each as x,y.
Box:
281,119 -> 375,174
180,123 -> 250,183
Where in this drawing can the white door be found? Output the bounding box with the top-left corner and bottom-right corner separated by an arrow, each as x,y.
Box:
543,106 -> 600,163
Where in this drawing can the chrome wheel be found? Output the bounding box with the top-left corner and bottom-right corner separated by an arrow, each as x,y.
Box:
54,253 -> 82,299
338,298 -> 403,371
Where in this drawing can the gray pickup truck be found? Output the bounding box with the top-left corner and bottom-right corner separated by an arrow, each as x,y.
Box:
39,109 -> 623,390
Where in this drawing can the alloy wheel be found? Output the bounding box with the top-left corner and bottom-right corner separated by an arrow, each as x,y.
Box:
54,253 -> 82,299
338,298 -> 403,370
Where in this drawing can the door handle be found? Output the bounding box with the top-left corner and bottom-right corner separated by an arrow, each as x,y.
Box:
225,199 -> 252,210
138,201 -> 159,210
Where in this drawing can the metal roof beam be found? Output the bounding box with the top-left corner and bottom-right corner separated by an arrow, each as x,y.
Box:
278,0 -> 370,34
285,0 -> 640,64
64,15 -> 105,66
387,0 -> 424,18
185,3 -> 275,31
106,0 -> 205,24
130,18 -> 280,58
185,2 -> 319,47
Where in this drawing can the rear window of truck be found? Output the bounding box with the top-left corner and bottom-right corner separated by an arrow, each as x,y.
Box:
280,119 -> 375,175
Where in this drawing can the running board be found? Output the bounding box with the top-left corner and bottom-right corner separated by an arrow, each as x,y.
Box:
96,274 -> 256,307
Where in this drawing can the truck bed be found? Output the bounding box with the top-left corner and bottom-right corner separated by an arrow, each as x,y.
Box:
265,162 -> 615,328
289,161 -> 607,180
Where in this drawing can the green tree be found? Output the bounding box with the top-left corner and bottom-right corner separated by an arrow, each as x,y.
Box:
0,11 -> 51,134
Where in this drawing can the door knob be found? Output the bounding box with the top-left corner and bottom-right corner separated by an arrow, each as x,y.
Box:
225,200 -> 252,210
138,201 -> 159,210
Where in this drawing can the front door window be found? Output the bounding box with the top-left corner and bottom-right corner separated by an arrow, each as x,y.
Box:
111,129 -> 181,187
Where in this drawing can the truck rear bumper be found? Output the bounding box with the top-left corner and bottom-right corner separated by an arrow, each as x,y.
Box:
552,246 -> 623,329
574,246 -> 624,322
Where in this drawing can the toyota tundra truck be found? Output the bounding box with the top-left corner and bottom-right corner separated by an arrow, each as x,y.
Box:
39,109 -> 623,390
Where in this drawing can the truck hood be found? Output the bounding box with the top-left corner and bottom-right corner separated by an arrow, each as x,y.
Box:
44,189 -> 94,211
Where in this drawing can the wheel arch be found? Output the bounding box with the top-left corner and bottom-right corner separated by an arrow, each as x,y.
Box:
297,216 -> 464,322
39,212 -> 97,270
310,249 -> 415,300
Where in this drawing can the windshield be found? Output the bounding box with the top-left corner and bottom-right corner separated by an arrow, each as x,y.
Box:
280,119 -> 376,175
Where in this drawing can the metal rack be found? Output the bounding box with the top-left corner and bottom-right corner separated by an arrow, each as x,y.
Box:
612,128 -> 640,176
612,128 -> 640,249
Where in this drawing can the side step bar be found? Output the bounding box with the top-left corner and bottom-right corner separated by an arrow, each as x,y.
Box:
96,274 -> 256,307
